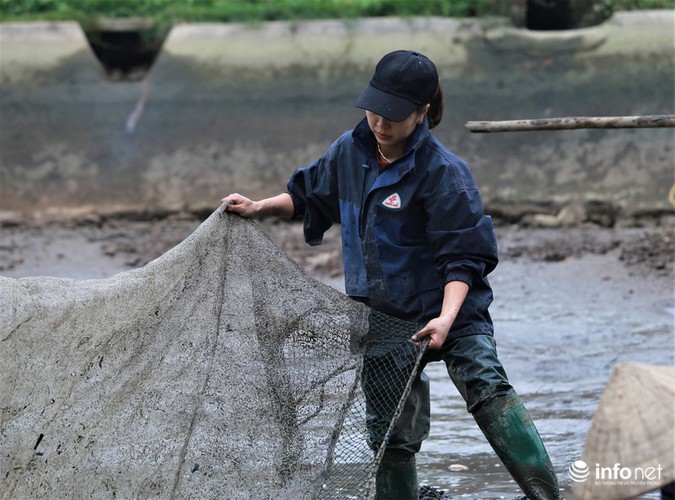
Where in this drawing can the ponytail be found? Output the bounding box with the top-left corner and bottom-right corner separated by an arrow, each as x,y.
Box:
427,84 -> 444,129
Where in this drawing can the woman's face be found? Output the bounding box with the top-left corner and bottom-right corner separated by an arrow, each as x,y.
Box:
365,106 -> 428,150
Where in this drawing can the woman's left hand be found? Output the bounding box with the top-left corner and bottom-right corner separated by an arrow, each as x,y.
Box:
412,280 -> 468,349
412,316 -> 453,350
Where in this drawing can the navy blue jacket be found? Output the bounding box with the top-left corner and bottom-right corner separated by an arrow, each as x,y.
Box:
287,117 -> 498,338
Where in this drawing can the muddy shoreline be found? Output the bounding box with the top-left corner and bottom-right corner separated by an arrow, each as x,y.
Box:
0,208 -> 672,281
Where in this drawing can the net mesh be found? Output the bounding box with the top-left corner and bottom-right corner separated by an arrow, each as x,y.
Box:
0,209 -> 429,499
317,310 -> 428,499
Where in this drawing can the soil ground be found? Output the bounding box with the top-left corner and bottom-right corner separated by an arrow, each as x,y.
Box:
0,213 -> 672,283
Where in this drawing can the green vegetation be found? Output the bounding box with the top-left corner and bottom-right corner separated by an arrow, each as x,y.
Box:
0,0 -> 672,23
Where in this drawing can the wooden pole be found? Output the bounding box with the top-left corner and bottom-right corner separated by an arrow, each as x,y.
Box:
465,114 -> 675,133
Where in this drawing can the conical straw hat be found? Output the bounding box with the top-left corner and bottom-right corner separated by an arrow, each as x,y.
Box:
573,363 -> 675,500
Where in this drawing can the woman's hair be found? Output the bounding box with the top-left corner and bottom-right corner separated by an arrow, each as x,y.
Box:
423,84 -> 444,130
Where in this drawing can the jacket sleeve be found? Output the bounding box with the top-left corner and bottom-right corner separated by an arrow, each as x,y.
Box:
424,173 -> 498,288
286,139 -> 342,246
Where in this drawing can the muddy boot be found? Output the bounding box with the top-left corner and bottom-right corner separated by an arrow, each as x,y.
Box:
473,392 -> 561,500
375,449 -> 418,500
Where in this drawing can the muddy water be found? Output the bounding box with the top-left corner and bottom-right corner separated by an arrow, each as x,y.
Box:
301,249 -> 673,498
414,255 -> 673,499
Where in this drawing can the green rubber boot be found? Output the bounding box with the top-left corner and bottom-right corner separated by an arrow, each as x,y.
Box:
474,392 -> 561,500
375,449 -> 418,500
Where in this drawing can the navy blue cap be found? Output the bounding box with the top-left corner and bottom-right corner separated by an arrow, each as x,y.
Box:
355,50 -> 439,122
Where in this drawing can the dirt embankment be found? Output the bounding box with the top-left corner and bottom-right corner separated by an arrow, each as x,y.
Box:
2,13 -> 673,219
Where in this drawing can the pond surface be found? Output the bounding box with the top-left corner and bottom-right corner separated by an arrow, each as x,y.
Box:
414,254 -> 673,499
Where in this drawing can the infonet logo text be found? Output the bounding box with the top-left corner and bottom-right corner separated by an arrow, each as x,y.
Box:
569,460 -> 663,486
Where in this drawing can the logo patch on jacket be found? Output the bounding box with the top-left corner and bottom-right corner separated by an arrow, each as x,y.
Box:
382,193 -> 402,209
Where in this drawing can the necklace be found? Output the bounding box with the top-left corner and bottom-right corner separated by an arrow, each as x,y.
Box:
377,143 -> 394,164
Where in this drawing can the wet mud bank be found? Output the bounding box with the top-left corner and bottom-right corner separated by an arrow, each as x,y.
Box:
1,211 -> 672,281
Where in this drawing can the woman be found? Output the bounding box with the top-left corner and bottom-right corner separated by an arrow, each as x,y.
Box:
221,50 -> 560,500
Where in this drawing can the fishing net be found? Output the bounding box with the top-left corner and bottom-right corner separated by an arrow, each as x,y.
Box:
317,310 -> 428,499
0,208 -> 429,499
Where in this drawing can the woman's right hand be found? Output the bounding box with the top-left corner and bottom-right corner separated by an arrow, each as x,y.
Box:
220,193 -> 259,218
220,192 -> 295,219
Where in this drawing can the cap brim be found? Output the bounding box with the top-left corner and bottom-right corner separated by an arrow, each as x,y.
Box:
354,84 -> 418,122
